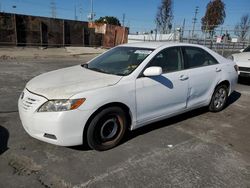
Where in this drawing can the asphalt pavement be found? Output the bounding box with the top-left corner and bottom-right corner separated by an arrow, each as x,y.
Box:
0,57 -> 250,188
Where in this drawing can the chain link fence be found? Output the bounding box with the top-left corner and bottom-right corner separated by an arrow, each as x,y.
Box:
180,28 -> 250,56
128,27 -> 250,57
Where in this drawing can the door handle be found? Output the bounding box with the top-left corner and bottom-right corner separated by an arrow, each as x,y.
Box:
216,67 -> 222,72
179,75 -> 189,81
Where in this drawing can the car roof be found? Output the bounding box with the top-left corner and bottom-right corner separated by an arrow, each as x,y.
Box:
120,42 -> 206,50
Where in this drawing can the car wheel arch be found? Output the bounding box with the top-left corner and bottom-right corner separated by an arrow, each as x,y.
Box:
207,80 -> 230,105
82,102 -> 132,145
217,80 -> 230,92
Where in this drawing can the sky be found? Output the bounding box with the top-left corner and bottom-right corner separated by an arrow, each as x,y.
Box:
0,0 -> 250,33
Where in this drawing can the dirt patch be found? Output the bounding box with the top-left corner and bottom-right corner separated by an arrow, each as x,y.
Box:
8,154 -> 42,175
0,55 -> 16,62
38,174 -> 72,188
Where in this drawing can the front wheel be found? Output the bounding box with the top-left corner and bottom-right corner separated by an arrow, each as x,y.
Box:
87,107 -> 127,151
209,85 -> 228,112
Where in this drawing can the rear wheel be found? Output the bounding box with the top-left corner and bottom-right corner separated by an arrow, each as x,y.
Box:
87,107 -> 127,151
209,85 -> 228,112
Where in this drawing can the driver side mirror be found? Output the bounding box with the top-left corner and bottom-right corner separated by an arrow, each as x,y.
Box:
143,66 -> 162,77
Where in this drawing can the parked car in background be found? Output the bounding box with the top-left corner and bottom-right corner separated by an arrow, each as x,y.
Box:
229,45 -> 250,77
18,42 -> 238,151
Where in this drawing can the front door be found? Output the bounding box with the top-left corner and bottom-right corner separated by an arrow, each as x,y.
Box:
136,47 -> 189,124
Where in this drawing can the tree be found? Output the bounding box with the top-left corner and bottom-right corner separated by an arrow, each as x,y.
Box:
201,0 -> 226,37
95,16 -> 121,26
155,0 -> 173,34
234,14 -> 250,41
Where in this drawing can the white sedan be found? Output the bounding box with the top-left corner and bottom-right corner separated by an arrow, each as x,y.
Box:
18,42 -> 238,151
229,45 -> 250,77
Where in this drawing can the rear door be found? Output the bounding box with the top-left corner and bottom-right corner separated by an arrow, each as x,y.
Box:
182,46 -> 222,108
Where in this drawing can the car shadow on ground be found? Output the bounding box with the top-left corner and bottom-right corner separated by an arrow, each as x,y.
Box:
225,91 -> 241,108
70,90 -> 241,151
0,126 -> 9,155
238,76 -> 250,86
123,90 -> 241,147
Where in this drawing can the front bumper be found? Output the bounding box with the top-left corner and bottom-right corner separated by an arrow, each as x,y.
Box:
238,66 -> 250,77
18,89 -> 92,146
239,71 -> 250,77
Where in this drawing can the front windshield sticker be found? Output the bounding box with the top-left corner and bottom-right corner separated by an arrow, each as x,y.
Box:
134,50 -> 152,55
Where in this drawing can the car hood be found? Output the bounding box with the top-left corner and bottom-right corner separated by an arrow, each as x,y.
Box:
233,52 -> 250,67
26,65 -> 122,99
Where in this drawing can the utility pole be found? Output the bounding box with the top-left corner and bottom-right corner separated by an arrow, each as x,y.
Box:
50,0 -> 57,18
0,0 -> 3,13
79,0 -> 83,21
88,0 -> 95,22
191,6 -> 199,38
74,5 -> 77,20
181,19 -> 185,42
122,13 -> 125,27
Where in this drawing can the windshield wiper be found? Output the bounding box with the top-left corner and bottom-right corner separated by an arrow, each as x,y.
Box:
88,67 -> 110,74
84,66 -> 124,76
81,64 -> 88,68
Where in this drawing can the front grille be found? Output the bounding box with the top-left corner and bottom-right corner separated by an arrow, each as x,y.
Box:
239,66 -> 250,72
19,89 -> 47,113
22,97 -> 38,111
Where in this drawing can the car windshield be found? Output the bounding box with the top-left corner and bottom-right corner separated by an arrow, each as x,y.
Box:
86,47 -> 153,76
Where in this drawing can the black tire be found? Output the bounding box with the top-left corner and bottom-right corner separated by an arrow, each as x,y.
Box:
209,84 -> 228,112
87,107 -> 127,151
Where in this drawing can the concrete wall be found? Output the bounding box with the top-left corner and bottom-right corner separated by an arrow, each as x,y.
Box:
0,13 -> 128,48
0,13 -> 16,45
88,22 -> 129,48
64,20 -> 87,46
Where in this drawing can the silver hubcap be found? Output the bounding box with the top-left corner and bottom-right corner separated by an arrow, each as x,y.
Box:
214,88 -> 226,109
100,118 -> 118,140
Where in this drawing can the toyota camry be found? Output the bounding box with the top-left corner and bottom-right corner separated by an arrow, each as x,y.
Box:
18,42 -> 238,151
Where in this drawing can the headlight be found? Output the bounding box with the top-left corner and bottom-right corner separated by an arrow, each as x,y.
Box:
38,98 -> 86,112
227,55 -> 234,61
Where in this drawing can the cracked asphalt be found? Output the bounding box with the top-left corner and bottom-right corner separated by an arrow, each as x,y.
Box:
0,56 -> 250,188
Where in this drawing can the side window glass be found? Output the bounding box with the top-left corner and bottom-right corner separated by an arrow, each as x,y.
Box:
184,47 -> 218,68
148,47 -> 182,73
204,52 -> 218,65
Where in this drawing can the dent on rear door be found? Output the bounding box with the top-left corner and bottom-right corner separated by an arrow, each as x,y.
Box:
187,65 -> 221,107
